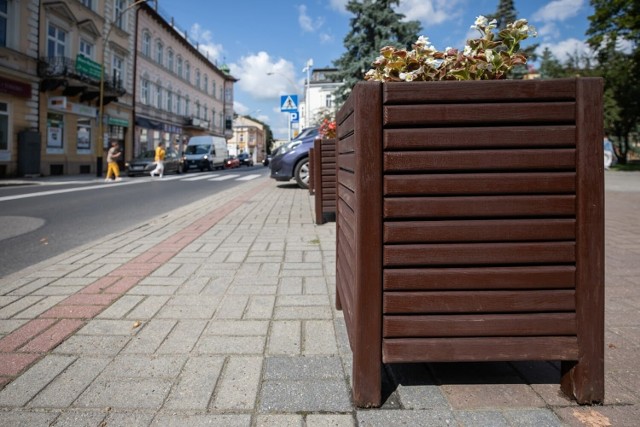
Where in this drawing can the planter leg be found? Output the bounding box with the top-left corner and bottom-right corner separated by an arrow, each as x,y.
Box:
560,359 -> 604,404
335,284 -> 342,311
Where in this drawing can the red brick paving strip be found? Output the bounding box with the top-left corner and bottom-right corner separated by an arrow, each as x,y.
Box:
0,181 -> 270,389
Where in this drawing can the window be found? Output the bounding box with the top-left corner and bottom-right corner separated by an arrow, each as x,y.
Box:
0,0 -> 8,47
112,54 -> 124,88
185,62 -> 190,83
142,31 -> 151,56
167,49 -> 174,72
114,0 -> 126,29
195,70 -> 201,89
203,106 -> 208,122
156,40 -> 163,64
204,75 -> 208,93
141,79 -> 149,104
196,101 -> 200,119
166,89 -> 173,112
47,23 -> 67,57
155,83 -> 162,109
225,87 -> 232,102
325,94 -> 333,108
77,119 -> 91,152
80,0 -> 94,10
0,102 -> 8,151
185,97 -> 190,116
79,38 -> 94,59
177,95 -> 183,115
212,81 -> 216,98
177,56 -> 183,77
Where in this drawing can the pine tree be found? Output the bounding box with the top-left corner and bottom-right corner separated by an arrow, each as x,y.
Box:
332,0 -> 421,105
538,48 -> 566,79
487,0 -> 517,30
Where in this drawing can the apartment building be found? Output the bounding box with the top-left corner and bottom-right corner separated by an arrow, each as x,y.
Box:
0,0 -> 40,177
299,67 -> 341,129
135,3 -> 236,157
229,115 -> 266,164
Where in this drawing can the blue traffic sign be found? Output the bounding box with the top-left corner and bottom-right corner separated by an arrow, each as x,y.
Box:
290,111 -> 299,123
280,95 -> 298,112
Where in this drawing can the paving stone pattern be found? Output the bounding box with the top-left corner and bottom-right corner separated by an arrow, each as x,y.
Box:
0,173 -> 639,426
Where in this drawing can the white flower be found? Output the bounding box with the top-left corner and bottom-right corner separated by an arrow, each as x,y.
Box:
463,45 -> 473,56
485,49 -> 494,62
474,15 -> 488,28
415,35 -> 430,46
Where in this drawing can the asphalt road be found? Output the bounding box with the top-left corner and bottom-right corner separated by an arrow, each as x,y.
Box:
0,166 -> 270,278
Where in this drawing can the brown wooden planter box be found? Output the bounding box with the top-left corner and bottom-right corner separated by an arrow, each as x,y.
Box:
308,147 -> 315,194
335,78 -> 604,408
313,137 -> 337,224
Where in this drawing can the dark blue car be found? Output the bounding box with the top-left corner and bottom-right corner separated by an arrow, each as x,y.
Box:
269,127 -> 319,189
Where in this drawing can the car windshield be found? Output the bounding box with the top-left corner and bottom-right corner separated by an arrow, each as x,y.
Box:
292,127 -> 319,141
136,150 -> 155,159
185,144 -> 210,155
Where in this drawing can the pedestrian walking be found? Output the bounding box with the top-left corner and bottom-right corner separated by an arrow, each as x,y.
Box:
150,141 -> 166,178
603,134 -> 615,170
105,140 -> 122,182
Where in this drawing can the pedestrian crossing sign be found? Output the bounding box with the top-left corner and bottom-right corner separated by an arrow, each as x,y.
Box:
280,95 -> 298,112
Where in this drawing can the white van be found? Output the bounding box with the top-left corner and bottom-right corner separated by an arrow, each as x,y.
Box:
182,136 -> 228,172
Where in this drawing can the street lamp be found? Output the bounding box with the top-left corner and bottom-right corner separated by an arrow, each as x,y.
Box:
96,0 -> 149,177
302,58 -> 313,128
266,71 -> 299,141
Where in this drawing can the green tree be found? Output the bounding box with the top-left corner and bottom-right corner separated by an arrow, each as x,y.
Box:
587,0 -> 640,164
332,0 -> 421,105
538,47 -> 565,79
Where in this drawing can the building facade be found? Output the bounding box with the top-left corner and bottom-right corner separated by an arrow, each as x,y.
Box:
0,0 -> 41,177
229,115 -> 266,164
300,68 -> 341,129
134,3 -> 236,158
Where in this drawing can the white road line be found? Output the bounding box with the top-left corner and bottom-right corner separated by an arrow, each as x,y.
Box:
209,174 -> 239,181
237,174 -> 262,181
0,180 -> 140,202
182,174 -> 219,181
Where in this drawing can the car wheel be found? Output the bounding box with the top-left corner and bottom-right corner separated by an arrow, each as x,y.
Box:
294,158 -> 310,189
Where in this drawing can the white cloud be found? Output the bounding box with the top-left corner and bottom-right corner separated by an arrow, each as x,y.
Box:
532,0 -> 584,22
328,0 -> 348,13
228,52 -> 299,100
188,23 -> 223,61
537,37 -> 592,63
396,0 -> 464,26
536,22 -> 561,40
298,5 -> 324,32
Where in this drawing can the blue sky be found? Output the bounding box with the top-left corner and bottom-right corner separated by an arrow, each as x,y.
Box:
157,0 -> 595,139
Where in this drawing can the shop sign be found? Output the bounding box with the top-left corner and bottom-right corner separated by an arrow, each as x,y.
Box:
108,117 -> 129,127
75,55 -> 102,80
49,96 -> 97,118
0,77 -> 32,98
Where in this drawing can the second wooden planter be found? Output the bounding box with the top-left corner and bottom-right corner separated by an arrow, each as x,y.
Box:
313,137 -> 337,224
335,78 -> 605,407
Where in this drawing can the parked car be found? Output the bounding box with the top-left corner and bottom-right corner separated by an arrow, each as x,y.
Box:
126,150 -> 181,176
182,135 -> 228,172
263,155 -> 271,167
237,152 -> 254,167
224,156 -> 240,169
269,127 -> 320,189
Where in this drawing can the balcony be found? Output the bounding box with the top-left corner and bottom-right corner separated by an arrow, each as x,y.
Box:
38,56 -> 125,105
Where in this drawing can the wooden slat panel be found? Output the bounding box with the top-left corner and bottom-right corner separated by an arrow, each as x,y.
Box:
382,336 -> 580,363
384,126 -> 576,150
384,150 -> 575,172
384,195 -> 576,218
382,79 -> 577,104
338,222 -> 356,267
384,172 -> 576,196
339,152 -> 355,172
338,132 -> 355,153
383,265 -> 576,291
384,103 -> 575,127
383,290 -> 576,314
384,219 -> 576,243
384,242 -> 575,266
337,180 -> 356,208
383,313 -> 577,337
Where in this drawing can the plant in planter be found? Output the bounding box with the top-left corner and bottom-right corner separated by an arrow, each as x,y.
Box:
335,17 -> 604,408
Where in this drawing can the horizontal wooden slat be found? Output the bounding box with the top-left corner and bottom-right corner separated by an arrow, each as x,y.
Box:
383,313 -> 577,337
383,265 -> 576,290
384,150 -> 575,172
384,195 -> 576,218
382,79 -> 577,104
383,290 -> 576,313
338,223 -> 356,267
382,336 -> 580,363
384,172 -> 576,196
384,103 -> 575,127
384,219 -> 576,243
384,242 -> 575,266
337,180 -> 356,208
338,153 -> 355,172
337,132 -> 355,153
384,126 -> 576,150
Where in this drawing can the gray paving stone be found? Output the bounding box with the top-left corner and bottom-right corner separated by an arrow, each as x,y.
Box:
125,295 -> 170,319
78,319 -> 140,336
0,318 -> 28,335
306,414 -> 355,427
99,355 -> 186,379
278,277 -> 304,294
502,409 -> 564,427
122,319 -> 176,354
163,355 -> 224,410
267,321 -> 301,355
260,379 -> 351,412
0,410 -> 60,427
103,411 -> 155,427
245,295 -> 276,319
97,295 -> 145,319
0,354 -> 76,406
278,295 -> 329,306
131,285 -> 180,295
386,363 -> 449,410
53,335 -> 130,356
303,320 -> 338,355
214,295 -> 248,319
274,306 -> 332,320
29,357 -> 111,408
150,414 -> 252,427
14,295 -> 66,318
454,410 -> 510,427
0,295 -> 43,318
210,356 -> 262,411
204,320 -> 269,336
175,276 -> 210,294
356,409 -> 456,426
196,335 -> 265,354
74,378 -> 173,409
256,414 -> 303,427
156,303 -> 216,319
156,320 -> 206,354
263,356 -> 344,380
47,410 -> 107,426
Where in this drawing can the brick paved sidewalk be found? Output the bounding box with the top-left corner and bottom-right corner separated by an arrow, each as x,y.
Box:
0,174 -> 638,426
